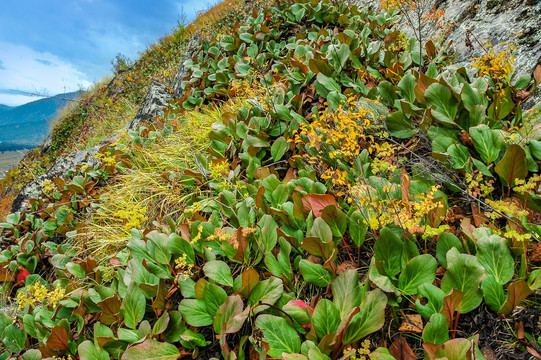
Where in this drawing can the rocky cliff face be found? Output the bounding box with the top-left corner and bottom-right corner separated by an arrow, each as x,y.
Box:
355,0 -> 541,107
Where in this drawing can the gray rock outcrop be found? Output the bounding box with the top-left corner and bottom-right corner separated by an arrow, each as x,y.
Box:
172,36 -> 200,98
11,146 -> 101,212
125,81 -> 172,131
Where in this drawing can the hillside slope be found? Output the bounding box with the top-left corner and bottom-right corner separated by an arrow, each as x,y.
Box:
1,1 -> 541,360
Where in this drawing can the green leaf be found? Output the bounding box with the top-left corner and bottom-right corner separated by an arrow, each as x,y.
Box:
441,254 -> 485,313
3,325 -> 26,352
316,73 -> 341,93
469,125 -> 503,164
495,144 -> 529,186
436,233 -> 464,269
245,135 -> 270,148
259,214 -> 278,254
121,339 -> 180,360
255,315 -> 301,357
312,299 -> 340,339
425,83 -> 458,126
152,312 -> 170,336
271,137 -> 289,162
530,140 -> 541,160
476,234 -> 514,285
321,205 -> 347,237
146,231 -> 171,265
213,295 -> 249,335
386,111 -> 418,139
299,259 -> 333,287
342,289 -> 387,344
78,340 -> 110,360
481,275 -> 505,312
514,75 -> 531,90
415,283 -> 445,320
179,299 -> 212,326
310,217 -> 333,243
248,277 -> 283,315
203,283 -> 227,315
163,311 -> 185,343
331,269 -> 362,319
66,262 -> 86,278
348,211 -> 367,247
374,227 -> 403,277
422,313 -> 449,345
398,73 -> 417,103
203,260 -> 234,287
461,82 -> 486,111
121,284 -> 146,329
398,254 -> 437,295
168,234 -> 194,264
21,349 -> 42,360
447,143 -> 471,170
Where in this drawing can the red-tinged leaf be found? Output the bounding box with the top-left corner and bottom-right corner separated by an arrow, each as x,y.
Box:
255,186 -> 269,213
527,346 -> 541,358
288,300 -> 314,312
47,326 -> 69,350
121,339 -> 180,360
98,295 -> 122,325
425,40 -> 436,58
302,194 -> 338,217
400,168 -> 411,204
390,336 -> 416,360
423,342 -> 441,360
494,144 -> 528,186
440,289 -> 464,327
534,64 -> 541,87
414,72 -> 438,104
237,268 -> 260,298
0,267 -> 15,282
434,338 -> 472,359
233,227 -> 249,263
499,280 -> 533,315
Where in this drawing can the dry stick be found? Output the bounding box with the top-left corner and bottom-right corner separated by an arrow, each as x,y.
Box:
384,136 -> 540,242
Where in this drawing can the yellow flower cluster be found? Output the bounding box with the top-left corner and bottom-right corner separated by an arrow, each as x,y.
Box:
94,152 -> 117,167
295,100 -> 374,163
514,175 -> 541,195
17,283 -> 65,310
350,183 -> 445,235
465,172 -> 495,199
113,204 -> 148,231
42,179 -> 56,193
471,41 -> 516,90
209,160 -> 232,190
191,224 -> 204,244
485,199 -> 528,220
174,253 -> 194,281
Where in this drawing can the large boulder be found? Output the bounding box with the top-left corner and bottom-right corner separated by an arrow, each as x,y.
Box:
125,81 -> 172,131
11,147 -> 101,213
172,36 -> 200,98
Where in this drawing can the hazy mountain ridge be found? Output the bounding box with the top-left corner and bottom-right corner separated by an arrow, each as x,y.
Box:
0,91 -> 80,150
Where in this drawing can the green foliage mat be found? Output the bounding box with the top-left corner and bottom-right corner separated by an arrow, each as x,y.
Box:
1,0 -> 541,359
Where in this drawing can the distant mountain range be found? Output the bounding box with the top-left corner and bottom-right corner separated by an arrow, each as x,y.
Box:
0,91 -> 80,151
0,104 -> 13,113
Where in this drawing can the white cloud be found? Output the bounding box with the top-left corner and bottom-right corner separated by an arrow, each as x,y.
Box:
0,41 -> 92,106
0,93 -> 46,107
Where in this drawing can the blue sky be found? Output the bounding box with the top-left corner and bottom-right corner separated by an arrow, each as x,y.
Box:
0,0 -> 216,106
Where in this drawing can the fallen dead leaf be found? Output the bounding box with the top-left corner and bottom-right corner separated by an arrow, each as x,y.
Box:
389,336 -> 416,360
398,314 -> 423,333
